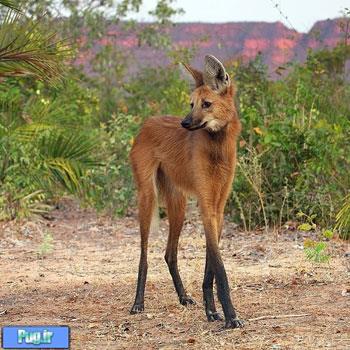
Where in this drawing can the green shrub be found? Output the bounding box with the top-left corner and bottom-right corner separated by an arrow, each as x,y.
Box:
224,46 -> 350,231
0,77 -> 101,219
87,113 -> 141,216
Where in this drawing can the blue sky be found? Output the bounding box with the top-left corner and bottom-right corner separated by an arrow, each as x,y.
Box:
130,0 -> 349,32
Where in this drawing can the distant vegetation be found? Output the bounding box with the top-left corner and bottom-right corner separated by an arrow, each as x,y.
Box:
0,1 -> 349,239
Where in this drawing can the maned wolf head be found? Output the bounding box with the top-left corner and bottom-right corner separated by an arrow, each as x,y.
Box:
181,55 -> 236,133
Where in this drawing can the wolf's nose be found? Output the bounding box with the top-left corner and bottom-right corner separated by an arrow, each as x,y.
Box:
181,119 -> 191,128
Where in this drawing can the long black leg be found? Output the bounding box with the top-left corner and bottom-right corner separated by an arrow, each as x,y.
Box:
164,191 -> 194,306
130,184 -> 155,314
203,249 -> 223,321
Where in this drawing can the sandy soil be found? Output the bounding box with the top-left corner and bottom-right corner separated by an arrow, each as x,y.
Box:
0,201 -> 349,350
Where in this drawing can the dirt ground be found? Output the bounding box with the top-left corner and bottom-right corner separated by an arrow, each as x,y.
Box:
0,201 -> 349,350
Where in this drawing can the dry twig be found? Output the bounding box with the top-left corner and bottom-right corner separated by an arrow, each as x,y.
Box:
248,313 -> 310,322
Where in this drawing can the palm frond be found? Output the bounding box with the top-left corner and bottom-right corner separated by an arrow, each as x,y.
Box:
0,0 -> 20,11
39,132 -> 100,165
0,9 -> 70,83
37,132 -> 101,194
14,122 -> 60,141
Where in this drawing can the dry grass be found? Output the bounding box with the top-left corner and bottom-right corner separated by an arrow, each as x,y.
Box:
0,201 -> 349,349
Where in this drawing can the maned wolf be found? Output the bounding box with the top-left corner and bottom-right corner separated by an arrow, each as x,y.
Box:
129,55 -> 243,329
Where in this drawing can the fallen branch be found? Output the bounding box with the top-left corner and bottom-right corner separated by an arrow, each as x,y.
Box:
248,313 -> 310,322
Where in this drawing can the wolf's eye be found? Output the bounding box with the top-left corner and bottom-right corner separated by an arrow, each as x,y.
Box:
190,102 -> 194,109
202,101 -> 212,109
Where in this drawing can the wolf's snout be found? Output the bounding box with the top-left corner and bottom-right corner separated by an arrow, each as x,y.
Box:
181,116 -> 192,129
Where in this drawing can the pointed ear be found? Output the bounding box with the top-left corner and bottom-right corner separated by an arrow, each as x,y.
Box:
181,62 -> 204,88
203,55 -> 231,94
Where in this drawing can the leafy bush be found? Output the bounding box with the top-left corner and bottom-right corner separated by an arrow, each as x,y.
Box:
225,47 -> 350,232
88,113 -> 141,216
125,66 -> 190,118
0,77 -> 101,219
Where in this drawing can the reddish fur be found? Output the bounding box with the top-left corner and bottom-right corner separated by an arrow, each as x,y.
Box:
129,59 -> 243,328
